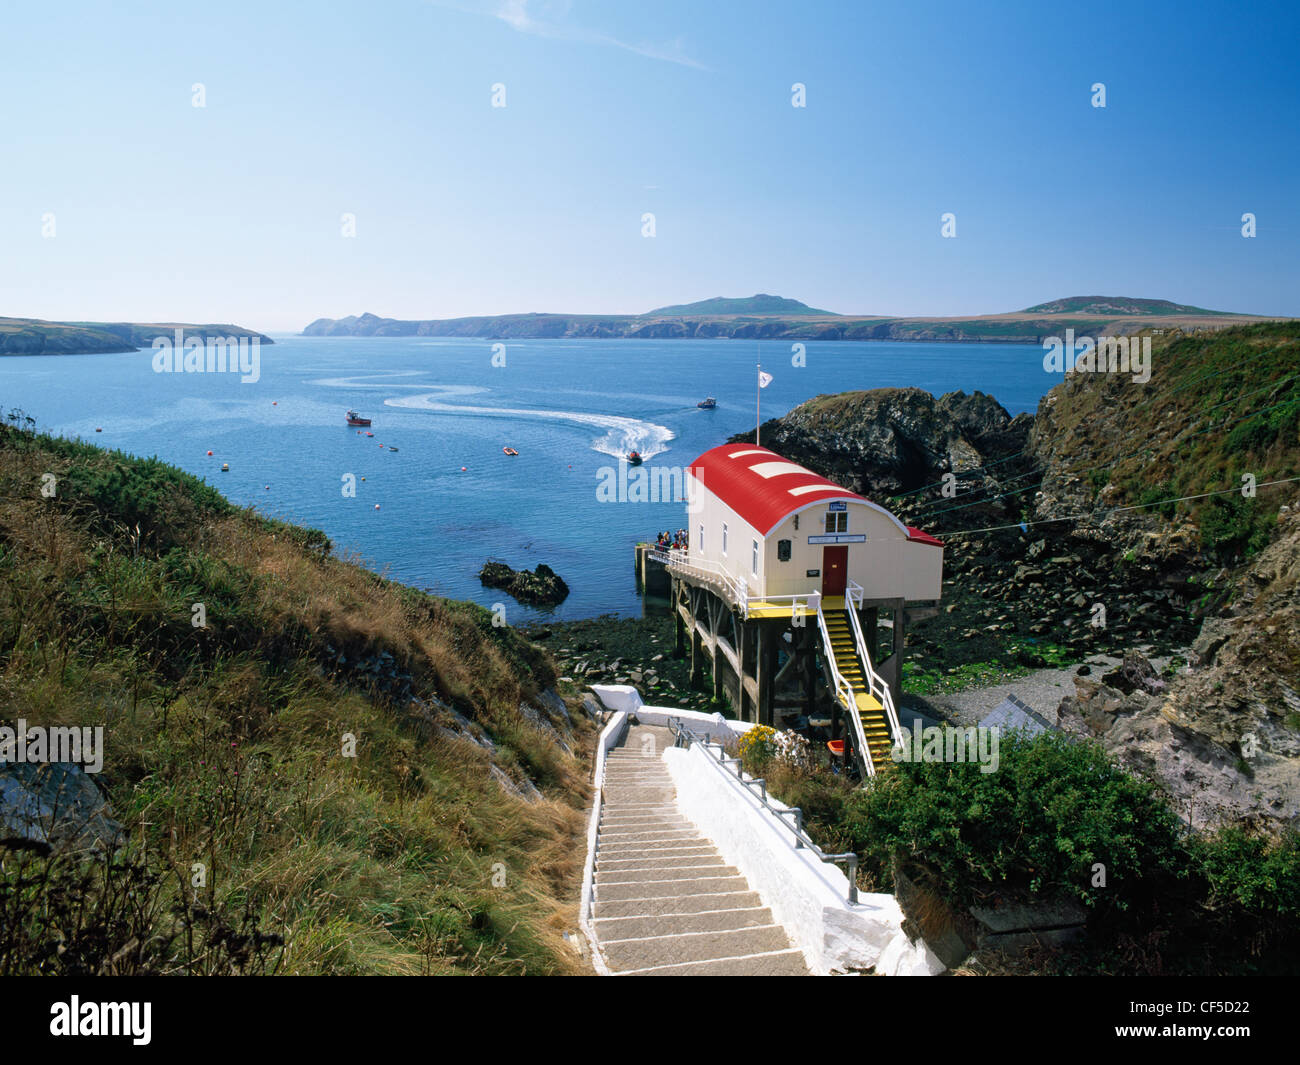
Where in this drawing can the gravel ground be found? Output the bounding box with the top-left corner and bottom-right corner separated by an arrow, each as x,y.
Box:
904,655 -> 1124,728
904,649 -> 1180,728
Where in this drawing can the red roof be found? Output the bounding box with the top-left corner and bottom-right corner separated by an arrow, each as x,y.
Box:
688,444 -> 908,537
906,526 -> 944,547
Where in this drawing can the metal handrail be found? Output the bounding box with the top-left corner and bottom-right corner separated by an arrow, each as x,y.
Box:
846,599 -> 904,750
668,718 -> 859,904
816,600 -> 877,778
650,549 -> 821,621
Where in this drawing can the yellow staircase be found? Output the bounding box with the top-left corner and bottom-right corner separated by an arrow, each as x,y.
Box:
821,608 -> 895,774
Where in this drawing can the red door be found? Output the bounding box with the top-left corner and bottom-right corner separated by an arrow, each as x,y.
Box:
822,546 -> 847,597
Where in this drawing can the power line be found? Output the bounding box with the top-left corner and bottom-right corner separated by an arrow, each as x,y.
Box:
938,475 -> 1300,540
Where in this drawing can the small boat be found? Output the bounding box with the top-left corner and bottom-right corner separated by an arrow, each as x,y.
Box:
628,451 -> 643,466
388,447 -> 399,452
503,447 -> 519,456
346,409 -> 372,427
365,431 -> 374,437
697,397 -> 717,409
221,463 -> 230,472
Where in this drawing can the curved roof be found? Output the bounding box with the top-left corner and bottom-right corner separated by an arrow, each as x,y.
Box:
689,443 -> 937,540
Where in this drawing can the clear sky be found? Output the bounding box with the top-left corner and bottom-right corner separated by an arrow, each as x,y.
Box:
2,0 -> 1297,331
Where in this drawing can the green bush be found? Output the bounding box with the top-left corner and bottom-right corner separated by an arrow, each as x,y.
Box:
839,731 -> 1184,911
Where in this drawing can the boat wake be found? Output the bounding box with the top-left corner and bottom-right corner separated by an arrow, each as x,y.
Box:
309,374 -> 675,459
384,388 -> 674,460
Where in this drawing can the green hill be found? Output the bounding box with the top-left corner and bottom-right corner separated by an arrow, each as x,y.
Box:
0,414 -> 590,975
643,294 -> 837,317
1022,296 -> 1228,316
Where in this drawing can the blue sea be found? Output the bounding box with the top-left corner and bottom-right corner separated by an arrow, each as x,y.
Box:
0,336 -> 1053,623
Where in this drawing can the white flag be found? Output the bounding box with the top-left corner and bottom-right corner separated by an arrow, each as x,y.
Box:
758,370 -> 774,388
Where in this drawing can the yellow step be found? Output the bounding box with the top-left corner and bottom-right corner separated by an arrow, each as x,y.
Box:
854,692 -> 883,714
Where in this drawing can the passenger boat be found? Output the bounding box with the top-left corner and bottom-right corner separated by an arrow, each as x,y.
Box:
346,409 -> 372,427
697,397 -> 717,409
503,447 -> 519,456
628,450 -> 643,466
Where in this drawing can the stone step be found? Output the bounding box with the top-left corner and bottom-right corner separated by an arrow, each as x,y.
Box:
602,924 -> 792,972
598,842 -> 712,858
597,874 -> 747,902
597,827 -> 705,843
594,890 -> 762,920
615,949 -> 809,976
593,905 -> 774,941
596,862 -> 738,885
596,852 -> 725,872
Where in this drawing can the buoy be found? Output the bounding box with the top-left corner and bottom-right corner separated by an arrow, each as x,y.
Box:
460,466 -> 467,471
361,476 -> 366,481
206,450 -> 213,456
373,504 -> 380,510
264,485 -> 270,490
221,463 -> 230,472
272,401 -> 277,406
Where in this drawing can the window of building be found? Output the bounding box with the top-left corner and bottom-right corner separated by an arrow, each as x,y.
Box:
777,539 -> 792,561
751,539 -> 759,575
826,510 -> 849,533
722,522 -> 728,555
698,523 -> 704,553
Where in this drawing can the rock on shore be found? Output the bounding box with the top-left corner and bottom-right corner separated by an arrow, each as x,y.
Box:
479,560 -> 569,607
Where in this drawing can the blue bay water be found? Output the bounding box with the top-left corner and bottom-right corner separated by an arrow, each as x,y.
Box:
0,336 -> 1052,624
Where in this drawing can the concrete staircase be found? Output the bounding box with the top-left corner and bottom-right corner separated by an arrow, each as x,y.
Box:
822,608 -> 894,774
591,724 -> 808,975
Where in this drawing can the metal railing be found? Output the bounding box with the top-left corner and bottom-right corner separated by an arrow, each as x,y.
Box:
845,599 -> 904,749
649,549 -> 820,621
668,717 -> 860,904
816,600 -> 878,779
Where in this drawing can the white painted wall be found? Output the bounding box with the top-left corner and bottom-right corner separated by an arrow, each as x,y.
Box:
589,685 -> 757,743
578,708 -> 629,975
663,742 -> 945,976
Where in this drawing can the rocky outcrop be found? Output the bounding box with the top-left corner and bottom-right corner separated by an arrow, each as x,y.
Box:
479,560 -> 570,607
730,387 -> 1031,498
1053,497 -> 1300,829
0,763 -> 122,854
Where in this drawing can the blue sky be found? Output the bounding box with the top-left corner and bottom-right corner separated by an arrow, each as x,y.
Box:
2,0 -> 1297,330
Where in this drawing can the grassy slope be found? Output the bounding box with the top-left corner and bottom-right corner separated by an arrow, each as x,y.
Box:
0,416 -> 591,975
1030,321 -> 1300,556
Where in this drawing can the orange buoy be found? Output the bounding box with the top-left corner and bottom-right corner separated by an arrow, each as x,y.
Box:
460,466 -> 467,471
373,504 -> 380,510
206,450 -> 213,456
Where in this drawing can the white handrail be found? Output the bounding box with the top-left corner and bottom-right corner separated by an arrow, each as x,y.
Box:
846,601 -> 904,749
653,549 -> 819,621
816,601 -> 876,778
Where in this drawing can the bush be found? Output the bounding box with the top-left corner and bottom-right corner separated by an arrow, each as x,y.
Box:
838,731 -> 1185,911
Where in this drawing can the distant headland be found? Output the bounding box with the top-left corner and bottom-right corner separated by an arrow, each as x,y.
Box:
0,318 -> 274,357
302,294 -> 1272,344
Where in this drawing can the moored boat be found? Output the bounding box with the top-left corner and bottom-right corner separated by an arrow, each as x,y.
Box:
346,409 -> 372,426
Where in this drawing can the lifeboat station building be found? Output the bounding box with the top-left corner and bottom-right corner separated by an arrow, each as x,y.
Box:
653,443 -> 944,777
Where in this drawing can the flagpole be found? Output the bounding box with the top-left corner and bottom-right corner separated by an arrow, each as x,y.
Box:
756,361 -> 761,447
